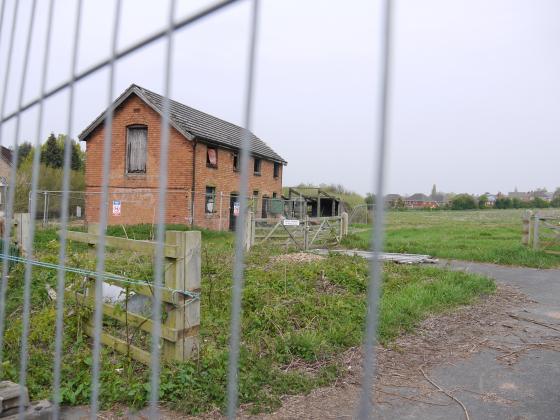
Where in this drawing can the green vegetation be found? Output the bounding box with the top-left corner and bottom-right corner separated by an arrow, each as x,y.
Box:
1,224 -> 493,414
14,134 -> 85,212
342,209 -> 560,268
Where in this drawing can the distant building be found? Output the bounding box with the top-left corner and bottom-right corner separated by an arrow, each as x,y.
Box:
508,191 -> 531,201
385,194 -> 402,207
404,193 -> 439,209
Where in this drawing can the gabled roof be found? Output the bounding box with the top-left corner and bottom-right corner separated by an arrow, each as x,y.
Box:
406,193 -> 430,202
79,84 -> 286,164
0,146 -> 13,166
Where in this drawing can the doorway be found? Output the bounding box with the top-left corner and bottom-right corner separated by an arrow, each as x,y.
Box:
229,194 -> 239,231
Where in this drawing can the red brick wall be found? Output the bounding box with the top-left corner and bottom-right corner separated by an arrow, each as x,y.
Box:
84,93 -> 283,230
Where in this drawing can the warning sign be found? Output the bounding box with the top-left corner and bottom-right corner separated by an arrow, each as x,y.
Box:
233,202 -> 240,216
112,200 -> 121,216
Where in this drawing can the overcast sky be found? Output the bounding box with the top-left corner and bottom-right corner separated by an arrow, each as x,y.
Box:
0,0 -> 558,196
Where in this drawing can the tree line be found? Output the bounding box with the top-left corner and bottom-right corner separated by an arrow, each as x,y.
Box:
14,133 -> 85,212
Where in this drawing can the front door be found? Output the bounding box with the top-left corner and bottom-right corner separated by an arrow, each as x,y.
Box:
229,194 -> 239,231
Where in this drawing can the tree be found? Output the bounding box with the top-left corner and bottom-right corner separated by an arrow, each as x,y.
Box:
495,197 -> 513,209
69,138 -> 84,170
531,197 -> 549,209
478,194 -> 488,209
17,142 -> 33,167
365,193 -> 375,205
451,194 -> 477,210
41,133 -> 63,168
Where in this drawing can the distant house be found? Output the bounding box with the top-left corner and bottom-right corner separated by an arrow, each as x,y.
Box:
79,84 -> 287,230
404,193 -> 439,209
508,191 -> 531,201
385,193 -> 402,207
483,193 -> 497,206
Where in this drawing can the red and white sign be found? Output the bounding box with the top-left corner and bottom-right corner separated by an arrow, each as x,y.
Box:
112,200 -> 121,216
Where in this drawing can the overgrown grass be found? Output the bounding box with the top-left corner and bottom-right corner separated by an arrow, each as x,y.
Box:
342,209 -> 560,268
1,224 -> 494,414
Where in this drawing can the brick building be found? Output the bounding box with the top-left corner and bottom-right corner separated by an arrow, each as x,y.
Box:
79,84 -> 286,230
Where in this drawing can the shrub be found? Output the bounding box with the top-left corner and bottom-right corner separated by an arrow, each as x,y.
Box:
451,194 -> 477,210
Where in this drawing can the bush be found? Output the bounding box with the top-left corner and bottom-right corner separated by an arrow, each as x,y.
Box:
451,194 -> 477,210
495,197 -> 512,209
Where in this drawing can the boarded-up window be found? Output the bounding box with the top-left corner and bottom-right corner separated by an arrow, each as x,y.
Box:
207,147 -> 217,168
127,126 -> 147,174
273,162 -> 280,178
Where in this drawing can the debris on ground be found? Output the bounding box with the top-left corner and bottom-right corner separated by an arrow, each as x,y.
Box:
270,252 -> 325,265
312,249 -> 439,264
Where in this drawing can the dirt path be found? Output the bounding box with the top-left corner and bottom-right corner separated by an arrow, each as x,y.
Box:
247,260 -> 560,419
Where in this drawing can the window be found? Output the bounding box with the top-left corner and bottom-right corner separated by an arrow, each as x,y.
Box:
126,126 -> 147,174
253,158 -> 261,175
205,186 -> 216,214
272,192 -> 277,198
273,162 -> 280,178
233,153 -> 239,171
206,147 -> 217,168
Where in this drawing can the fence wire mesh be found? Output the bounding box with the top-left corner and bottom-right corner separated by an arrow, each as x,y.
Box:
0,0 -> 390,418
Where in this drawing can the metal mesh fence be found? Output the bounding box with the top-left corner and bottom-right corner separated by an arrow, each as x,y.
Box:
0,0 -> 391,418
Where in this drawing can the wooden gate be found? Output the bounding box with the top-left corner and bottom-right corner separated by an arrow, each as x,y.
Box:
523,211 -> 560,254
251,213 -> 348,250
64,225 -> 201,364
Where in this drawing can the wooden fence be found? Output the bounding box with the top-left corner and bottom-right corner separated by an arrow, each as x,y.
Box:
65,224 -> 201,364
249,213 -> 348,250
522,211 -> 560,254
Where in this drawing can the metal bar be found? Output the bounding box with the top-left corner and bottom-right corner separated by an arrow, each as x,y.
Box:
227,0 -> 260,417
52,0 -> 82,414
0,0 -> 242,126
0,0 -> 21,374
90,1 -> 122,417
149,0 -> 176,416
13,1 -> 40,415
358,0 -> 393,418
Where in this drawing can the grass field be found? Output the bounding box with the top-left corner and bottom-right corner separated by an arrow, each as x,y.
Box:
1,224 -> 494,414
342,209 -> 560,268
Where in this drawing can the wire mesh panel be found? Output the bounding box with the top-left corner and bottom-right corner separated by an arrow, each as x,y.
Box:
0,0 -> 390,418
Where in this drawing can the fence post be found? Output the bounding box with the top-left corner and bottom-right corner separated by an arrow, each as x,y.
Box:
42,191 -> 48,227
341,212 -> 348,237
87,223 -> 99,302
218,192 -> 223,231
522,210 -> 532,246
14,213 -> 31,257
163,230 -> 201,361
532,212 -> 540,250
244,211 -> 254,251
303,215 -> 309,250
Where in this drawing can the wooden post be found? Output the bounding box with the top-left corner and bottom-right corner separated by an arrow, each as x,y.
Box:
14,213 -> 30,256
243,211 -> 254,251
533,213 -> 540,250
341,212 -> 349,237
522,210 -> 531,246
87,224 -> 99,303
163,230 -> 201,361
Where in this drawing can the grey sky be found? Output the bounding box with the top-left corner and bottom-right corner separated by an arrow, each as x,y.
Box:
0,0 -> 558,196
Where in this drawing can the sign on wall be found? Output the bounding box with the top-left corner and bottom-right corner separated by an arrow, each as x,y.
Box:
233,202 -> 240,216
112,200 -> 121,216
